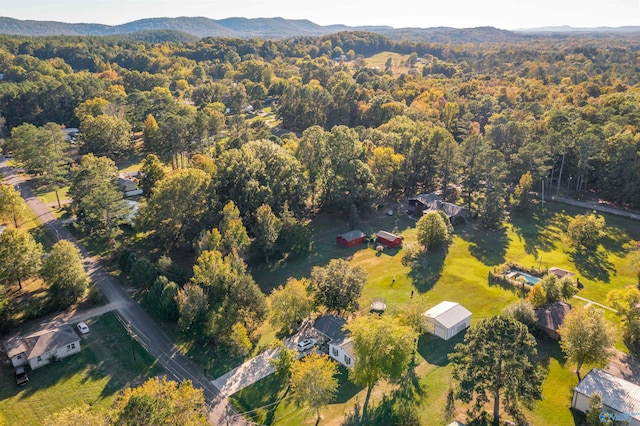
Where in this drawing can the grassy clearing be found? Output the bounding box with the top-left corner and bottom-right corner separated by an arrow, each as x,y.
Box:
241,201 -> 640,425
360,52 -> 417,76
0,313 -> 161,425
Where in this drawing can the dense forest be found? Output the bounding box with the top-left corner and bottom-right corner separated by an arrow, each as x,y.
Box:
1,31 -> 640,211
2,27 -> 640,425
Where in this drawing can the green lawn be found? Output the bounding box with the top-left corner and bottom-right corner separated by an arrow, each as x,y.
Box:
0,313 -> 161,425
241,201 -> 640,425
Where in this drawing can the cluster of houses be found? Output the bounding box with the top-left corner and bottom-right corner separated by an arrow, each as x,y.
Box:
336,193 -> 470,250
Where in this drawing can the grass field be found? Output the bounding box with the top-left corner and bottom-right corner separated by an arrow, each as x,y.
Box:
241,201 -> 640,425
0,313 -> 161,425
358,52 -> 418,76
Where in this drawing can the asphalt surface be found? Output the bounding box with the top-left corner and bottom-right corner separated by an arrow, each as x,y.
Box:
1,159 -> 250,425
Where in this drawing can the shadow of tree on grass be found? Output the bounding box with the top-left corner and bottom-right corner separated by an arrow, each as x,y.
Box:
569,249 -> 615,283
407,249 -> 447,293
458,223 -> 508,267
510,211 -> 557,258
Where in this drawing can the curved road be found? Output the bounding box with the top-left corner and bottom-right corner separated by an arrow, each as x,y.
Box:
1,159 -> 249,426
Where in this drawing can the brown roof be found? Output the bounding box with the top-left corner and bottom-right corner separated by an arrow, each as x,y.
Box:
548,267 -> 576,279
536,301 -> 572,332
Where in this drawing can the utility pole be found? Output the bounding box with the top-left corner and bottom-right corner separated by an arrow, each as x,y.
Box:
127,324 -> 136,361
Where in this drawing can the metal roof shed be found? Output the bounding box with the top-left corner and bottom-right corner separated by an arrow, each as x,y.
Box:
572,369 -> 640,425
422,301 -> 472,340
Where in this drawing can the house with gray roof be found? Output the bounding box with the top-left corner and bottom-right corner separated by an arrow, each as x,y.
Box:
313,315 -> 356,368
407,193 -> 470,225
572,368 -> 640,426
5,324 -> 81,370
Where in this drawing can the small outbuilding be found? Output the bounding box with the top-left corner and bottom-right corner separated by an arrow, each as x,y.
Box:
422,301 -> 472,340
336,230 -> 366,248
375,230 -> 403,248
548,267 -> 576,280
572,368 -> 640,426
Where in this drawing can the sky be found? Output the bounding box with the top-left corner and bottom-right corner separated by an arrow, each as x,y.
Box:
1,0 -> 639,30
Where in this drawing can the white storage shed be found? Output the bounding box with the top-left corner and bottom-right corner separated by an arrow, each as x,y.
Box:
572,369 -> 640,426
422,301 -> 471,340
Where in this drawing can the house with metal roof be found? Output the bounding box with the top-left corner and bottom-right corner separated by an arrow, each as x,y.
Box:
422,301 -> 472,340
5,324 -> 81,370
572,368 -> 640,426
407,193 -> 470,225
336,230 -> 365,248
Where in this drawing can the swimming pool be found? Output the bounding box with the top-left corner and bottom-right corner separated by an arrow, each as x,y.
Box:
506,270 -> 541,285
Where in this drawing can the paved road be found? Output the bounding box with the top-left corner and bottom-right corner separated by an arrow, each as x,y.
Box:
1,159 -> 249,425
550,195 -> 640,222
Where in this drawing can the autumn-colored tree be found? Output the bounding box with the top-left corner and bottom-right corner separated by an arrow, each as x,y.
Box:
607,286 -> 640,346
567,212 -> 605,251
0,228 -> 43,290
112,377 -> 208,425
558,307 -> 616,379
0,184 -> 26,227
268,278 -> 313,332
347,315 -> 417,419
290,353 -> 339,422
527,283 -> 547,309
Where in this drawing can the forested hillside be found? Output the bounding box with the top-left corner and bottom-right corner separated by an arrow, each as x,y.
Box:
1,31 -> 639,209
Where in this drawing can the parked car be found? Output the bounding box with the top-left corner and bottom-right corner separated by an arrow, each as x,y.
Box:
297,338 -> 317,352
77,322 -> 89,334
15,366 -> 28,386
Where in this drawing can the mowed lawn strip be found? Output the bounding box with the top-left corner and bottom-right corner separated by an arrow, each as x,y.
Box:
0,313 -> 161,425
240,201 -> 640,425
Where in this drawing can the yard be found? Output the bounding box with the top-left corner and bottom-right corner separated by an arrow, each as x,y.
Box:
0,313 -> 161,425
241,201 -> 640,425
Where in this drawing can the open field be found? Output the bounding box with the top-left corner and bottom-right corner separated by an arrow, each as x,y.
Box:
0,313 -> 161,425
242,201 -> 640,425
360,52 -> 419,76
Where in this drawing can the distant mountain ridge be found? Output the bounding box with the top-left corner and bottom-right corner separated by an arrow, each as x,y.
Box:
515,25 -> 640,33
0,16 -> 638,41
0,16 -> 393,39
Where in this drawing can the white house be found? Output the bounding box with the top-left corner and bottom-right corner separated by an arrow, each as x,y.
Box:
328,337 -> 356,369
422,301 -> 472,340
572,369 -> 640,426
5,324 -> 81,370
314,315 -> 356,369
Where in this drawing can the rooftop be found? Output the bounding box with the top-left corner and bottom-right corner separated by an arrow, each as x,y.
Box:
313,315 -> 347,342
536,300 -> 571,331
338,230 -> 365,241
423,301 -> 472,328
575,368 -> 640,421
